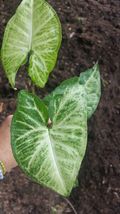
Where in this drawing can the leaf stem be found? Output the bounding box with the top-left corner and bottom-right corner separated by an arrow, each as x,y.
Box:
47,118 -> 52,128
64,198 -> 78,214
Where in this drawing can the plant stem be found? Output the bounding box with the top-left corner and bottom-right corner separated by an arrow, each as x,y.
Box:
64,198 -> 78,214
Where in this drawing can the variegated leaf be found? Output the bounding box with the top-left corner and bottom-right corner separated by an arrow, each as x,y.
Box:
1,0 -> 62,88
79,63 -> 101,119
44,76 -> 79,119
11,86 -> 87,196
44,63 -> 101,119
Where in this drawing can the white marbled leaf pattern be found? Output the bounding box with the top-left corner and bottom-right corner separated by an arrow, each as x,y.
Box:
11,85 -> 87,196
44,63 -> 101,119
1,0 -> 62,88
79,63 -> 101,119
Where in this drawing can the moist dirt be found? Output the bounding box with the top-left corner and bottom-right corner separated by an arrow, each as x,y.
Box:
0,0 -> 120,213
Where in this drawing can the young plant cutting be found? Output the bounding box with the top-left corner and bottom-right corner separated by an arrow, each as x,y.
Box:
1,0 -> 101,197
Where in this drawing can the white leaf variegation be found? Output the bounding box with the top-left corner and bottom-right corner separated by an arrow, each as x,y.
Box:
11,86 -> 87,196
1,0 -> 62,88
79,63 -> 101,119
44,77 -> 79,119
44,63 -> 101,119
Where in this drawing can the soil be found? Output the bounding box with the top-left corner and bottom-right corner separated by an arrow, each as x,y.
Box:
0,0 -> 120,213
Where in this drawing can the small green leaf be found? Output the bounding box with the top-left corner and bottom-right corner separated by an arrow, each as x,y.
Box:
79,63 -> 101,119
1,0 -> 62,88
44,64 -> 101,119
11,85 -> 87,197
44,77 -> 79,119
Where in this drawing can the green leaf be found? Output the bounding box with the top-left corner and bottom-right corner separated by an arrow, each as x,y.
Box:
79,63 -> 101,119
44,63 -> 101,119
43,76 -> 79,116
11,86 -> 87,197
1,0 -> 62,88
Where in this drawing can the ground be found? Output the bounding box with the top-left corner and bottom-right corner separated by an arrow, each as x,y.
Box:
0,0 -> 120,213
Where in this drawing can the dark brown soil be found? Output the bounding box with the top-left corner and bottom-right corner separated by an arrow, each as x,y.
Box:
0,0 -> 120,213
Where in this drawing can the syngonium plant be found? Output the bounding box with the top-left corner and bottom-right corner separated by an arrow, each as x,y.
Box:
1,0 -> 101,197
1,0 -> 62,88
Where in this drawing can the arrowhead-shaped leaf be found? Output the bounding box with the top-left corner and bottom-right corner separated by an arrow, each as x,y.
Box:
1,0 -> 62,88
44,76 -> 79,118
11,86 -> 87,196
44,63 -> 101,119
